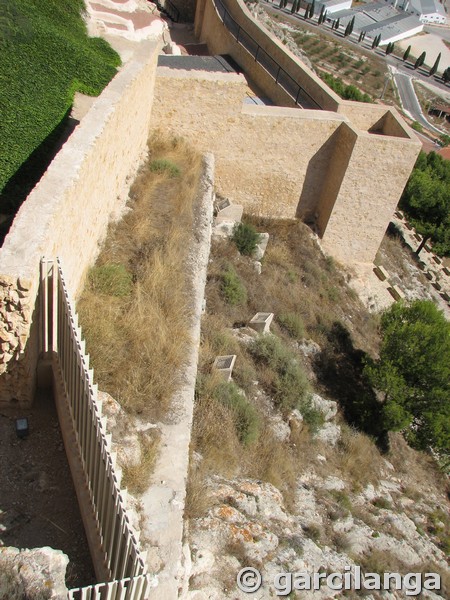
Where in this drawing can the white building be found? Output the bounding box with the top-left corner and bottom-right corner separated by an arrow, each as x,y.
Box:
317,0 -> 353,15
390,0 -> 447,24
328,3 -> 424,45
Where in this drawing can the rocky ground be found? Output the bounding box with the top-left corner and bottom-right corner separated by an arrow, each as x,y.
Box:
184,391 -> 449,599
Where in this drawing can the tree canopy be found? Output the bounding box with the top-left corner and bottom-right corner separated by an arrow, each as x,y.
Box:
364,300 -> 450,458
400,151 -> 450,256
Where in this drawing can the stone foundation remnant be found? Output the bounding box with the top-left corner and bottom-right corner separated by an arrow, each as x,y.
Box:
248,312 -> 274,334
213,354 -> 237,382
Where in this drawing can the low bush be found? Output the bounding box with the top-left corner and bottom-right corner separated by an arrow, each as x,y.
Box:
221,265 -> 247,305
372,496 -> 392,510
149,158 -> 180,177
250,335 -> 310,411
298,396 -> 325,433
88,264 -> 132,297
320,72 -> 372,102
232,222 -> 261,256
278,312 -> 305,339
212,381 -> 261,445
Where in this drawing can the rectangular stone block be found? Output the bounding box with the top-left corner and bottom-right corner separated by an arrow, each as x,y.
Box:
373,265 -> 389,281
249,312 -> 274,334
213,354 -> 236,382
388,285 -> 405,301
215,203 -> 243,224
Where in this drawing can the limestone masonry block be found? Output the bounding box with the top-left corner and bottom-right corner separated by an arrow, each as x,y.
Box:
373,265 -> 389,282
388,285 -> 405,301
254,233 -> 269,261
215,203 -> 243,225
213,355 -> 237,382
248,312 -> 274,334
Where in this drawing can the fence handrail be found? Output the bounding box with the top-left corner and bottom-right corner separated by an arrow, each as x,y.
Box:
212,0 -> 322,109
148,0 -> 180,23
40,258 -> 150,600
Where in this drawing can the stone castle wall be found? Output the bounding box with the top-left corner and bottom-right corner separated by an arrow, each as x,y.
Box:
153,69 -> 347,217
153,68 -> 420,264
188,0 -> 421,264
0,40 -> 162,407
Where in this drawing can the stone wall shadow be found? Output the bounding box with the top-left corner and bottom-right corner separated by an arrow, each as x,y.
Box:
296,131 -> 339,228
0,109 -> 78,246
313,321 -> 389,451
296,125 -> 355,238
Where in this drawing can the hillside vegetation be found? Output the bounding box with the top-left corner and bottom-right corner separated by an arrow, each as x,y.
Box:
186,218 -> 449,598
0,0 -> 120,222
400,151 -> 450,257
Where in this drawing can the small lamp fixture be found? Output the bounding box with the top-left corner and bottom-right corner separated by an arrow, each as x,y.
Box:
15,418 -> 29,439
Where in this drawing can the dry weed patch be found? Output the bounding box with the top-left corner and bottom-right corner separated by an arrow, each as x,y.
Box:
78,133 -> 202,421
191,217 -> 390,513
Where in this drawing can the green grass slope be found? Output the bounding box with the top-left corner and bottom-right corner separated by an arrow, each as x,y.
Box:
0,0 -> 120,204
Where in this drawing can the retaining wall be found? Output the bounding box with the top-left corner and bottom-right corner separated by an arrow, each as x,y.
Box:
0,40 -> 162,407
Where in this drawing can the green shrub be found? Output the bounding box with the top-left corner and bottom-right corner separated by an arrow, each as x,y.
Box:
231,222 -> 261,256
411,121 -> 423,132
221,265 -> 247,305
213,381 -> 261,445
331,490 -> 352,513
298,396 -> 325,433
320,72 -> 372,103
89,264 -> 133,297
149,158 -> 181,177
250,335 -> 310,411
278,313 -> 305,340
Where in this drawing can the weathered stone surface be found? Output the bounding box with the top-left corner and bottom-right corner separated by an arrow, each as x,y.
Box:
310,393 -> 338,421
0,546 -> 69,599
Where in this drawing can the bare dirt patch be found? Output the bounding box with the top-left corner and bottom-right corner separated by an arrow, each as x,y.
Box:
0,392 -> 95,589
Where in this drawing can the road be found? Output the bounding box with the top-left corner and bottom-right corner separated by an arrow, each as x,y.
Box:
393,70 -> 445,134
261,2 -> 449,134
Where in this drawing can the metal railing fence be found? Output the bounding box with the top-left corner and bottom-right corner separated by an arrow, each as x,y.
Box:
40,258 -> 151,600
213,0 -> 322,109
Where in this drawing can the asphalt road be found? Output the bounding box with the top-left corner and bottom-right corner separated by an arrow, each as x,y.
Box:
261,2 -> 450,134
393,70 -> 445,134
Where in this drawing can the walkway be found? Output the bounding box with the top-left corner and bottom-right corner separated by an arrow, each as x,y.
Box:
0,390 -> 95,588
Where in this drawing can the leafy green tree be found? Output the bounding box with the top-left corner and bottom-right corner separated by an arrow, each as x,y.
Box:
443,67 -> 450,83
347,16 -> 355,36
439,134 -> 450,147
318,5 -> 325,23
403,45 -> 411,61
335,18 -> 340,30
400,151 -> 450,255
414,51 -> 426,69
429,53 -> 441,77
364,300 -> 450,456
309,0 -> 316,18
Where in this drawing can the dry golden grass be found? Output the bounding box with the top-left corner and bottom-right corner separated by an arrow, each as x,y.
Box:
122,429 -> 161,494
189,215 -> 388,515
320,424 -> 383,491
78,132 -> 203,420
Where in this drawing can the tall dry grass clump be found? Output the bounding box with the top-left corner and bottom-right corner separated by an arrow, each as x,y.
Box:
78,133 -> 203,419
